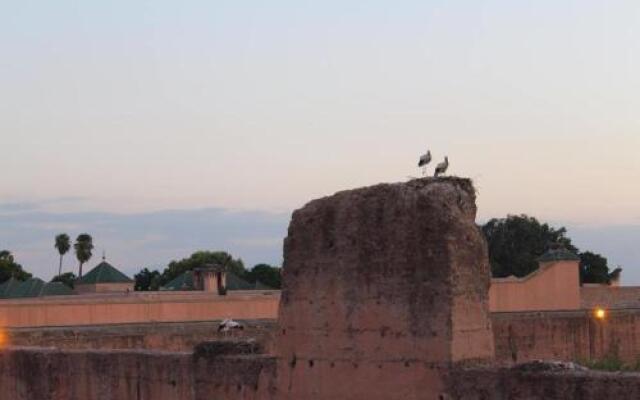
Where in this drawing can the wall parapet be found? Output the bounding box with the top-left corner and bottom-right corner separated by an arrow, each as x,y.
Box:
490,260 -> 581,312
581,286 -> 640,309
492,308 -> 640,364
0,291 -> 280,328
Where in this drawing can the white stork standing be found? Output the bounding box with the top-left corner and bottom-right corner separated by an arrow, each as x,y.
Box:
434,156 -> 449,177
417,150 -> 432,176
218,318 -> 244,336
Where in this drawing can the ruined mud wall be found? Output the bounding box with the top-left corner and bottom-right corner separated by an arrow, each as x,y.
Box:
582,286 -> 640,309
448,365 -> 640,399
6,344 -> 640,400
492,309 -> 640,364
16,308 -> 640,366
275,177 -> 494,399
0,345 -> 276,400
5,320 -> 277,352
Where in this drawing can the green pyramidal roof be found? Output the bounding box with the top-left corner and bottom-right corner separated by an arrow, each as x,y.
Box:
41,282 -> 75,296
226,272 -> 255,290
538,248 -> 580,262
0,278 -> 21,297
78,261 -> 133,284
160,271 -> 272,291
12,278 -> 46,298
161,271 -> 195,291
0,278 -> 76,298
253,280 -> 274,290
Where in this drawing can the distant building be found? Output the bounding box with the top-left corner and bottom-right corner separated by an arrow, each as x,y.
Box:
161,269 -> 272,292
0,277 -> 74,299
75,259 -> 134,294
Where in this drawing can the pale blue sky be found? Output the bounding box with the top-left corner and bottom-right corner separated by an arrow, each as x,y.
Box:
1,1 -> 639,281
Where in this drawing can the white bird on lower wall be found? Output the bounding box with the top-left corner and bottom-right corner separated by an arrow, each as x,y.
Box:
218,318 -> 244,335
434,156 -> 449,177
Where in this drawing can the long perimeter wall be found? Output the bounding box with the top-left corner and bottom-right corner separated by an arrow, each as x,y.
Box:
4,345 -> 640,400
0,291 -> 279,328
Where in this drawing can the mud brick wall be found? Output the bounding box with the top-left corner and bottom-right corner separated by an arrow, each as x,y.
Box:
0,344 -> 276,400
275,178 -> 494,400
5,320 -> 277,352
448,365 -> 640,399
492,309 -> 640,364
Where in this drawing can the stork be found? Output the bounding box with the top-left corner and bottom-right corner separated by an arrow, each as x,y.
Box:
417,150 -> 432,176
434,156 -> 449,177
218,318 -> 244,336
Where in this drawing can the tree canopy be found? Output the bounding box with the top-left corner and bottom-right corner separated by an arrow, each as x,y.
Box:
133,251 -> 282,291
0,250 -> 32,283
159,250 -> 246,287
51,272 -> 77,289
55,233 -> 71,276
481,215 -> 620,284
580,251 -> 622,285
74,233 -> 94,277
134,268 -> 161,291
245,263 -> 282,289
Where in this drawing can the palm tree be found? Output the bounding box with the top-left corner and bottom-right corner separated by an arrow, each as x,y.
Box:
74,233 -> 94,278
54,233 -> 71,276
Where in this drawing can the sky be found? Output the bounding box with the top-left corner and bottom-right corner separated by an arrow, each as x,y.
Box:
1,1 -> 639,281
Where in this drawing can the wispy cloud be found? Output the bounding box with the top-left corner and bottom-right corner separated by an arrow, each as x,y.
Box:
0,207 -> 290,281
0,202 -> 40,214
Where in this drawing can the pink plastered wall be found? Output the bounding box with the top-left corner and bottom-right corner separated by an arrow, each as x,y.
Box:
489,260 -> 581,312
0,291 -> 280,328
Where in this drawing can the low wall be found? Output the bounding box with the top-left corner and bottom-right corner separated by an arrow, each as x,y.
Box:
492,309 -> 640,364
3,346 -> 640,400
582,286 -> 640,309
14,308 -> 640,367
0,345 -> 276,400
448,366 -> 640,399
4,320 -> 278,352
0,291 -> 280,328
489,260 -> 581,312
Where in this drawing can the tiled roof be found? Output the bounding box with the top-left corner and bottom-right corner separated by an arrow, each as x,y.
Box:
161,271 -> 195,291
538,248 -> 580,262
226,272 -> 255,290
10,278 -> 46,298
160,271 -> 271,291
0,278 -> 21,298
41,282 -> 75,296
0,278 -> 75,299
253,280 -> 274,290
77,261 -> 133,284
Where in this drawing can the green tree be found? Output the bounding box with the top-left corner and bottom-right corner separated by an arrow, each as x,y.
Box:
482,214 -> 620,284
54,233 -> 71,276
0,250 -> 32,283
580,251 -> 622,285
74,233 -> 94,278
51,272 -> 77,289
482,215 -> 577,278
245,264 -> 282,289
160,251 -> 246,286
134,268 -> 161,291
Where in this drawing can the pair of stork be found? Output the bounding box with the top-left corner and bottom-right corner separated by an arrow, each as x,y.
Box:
418,150 -> 448,177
